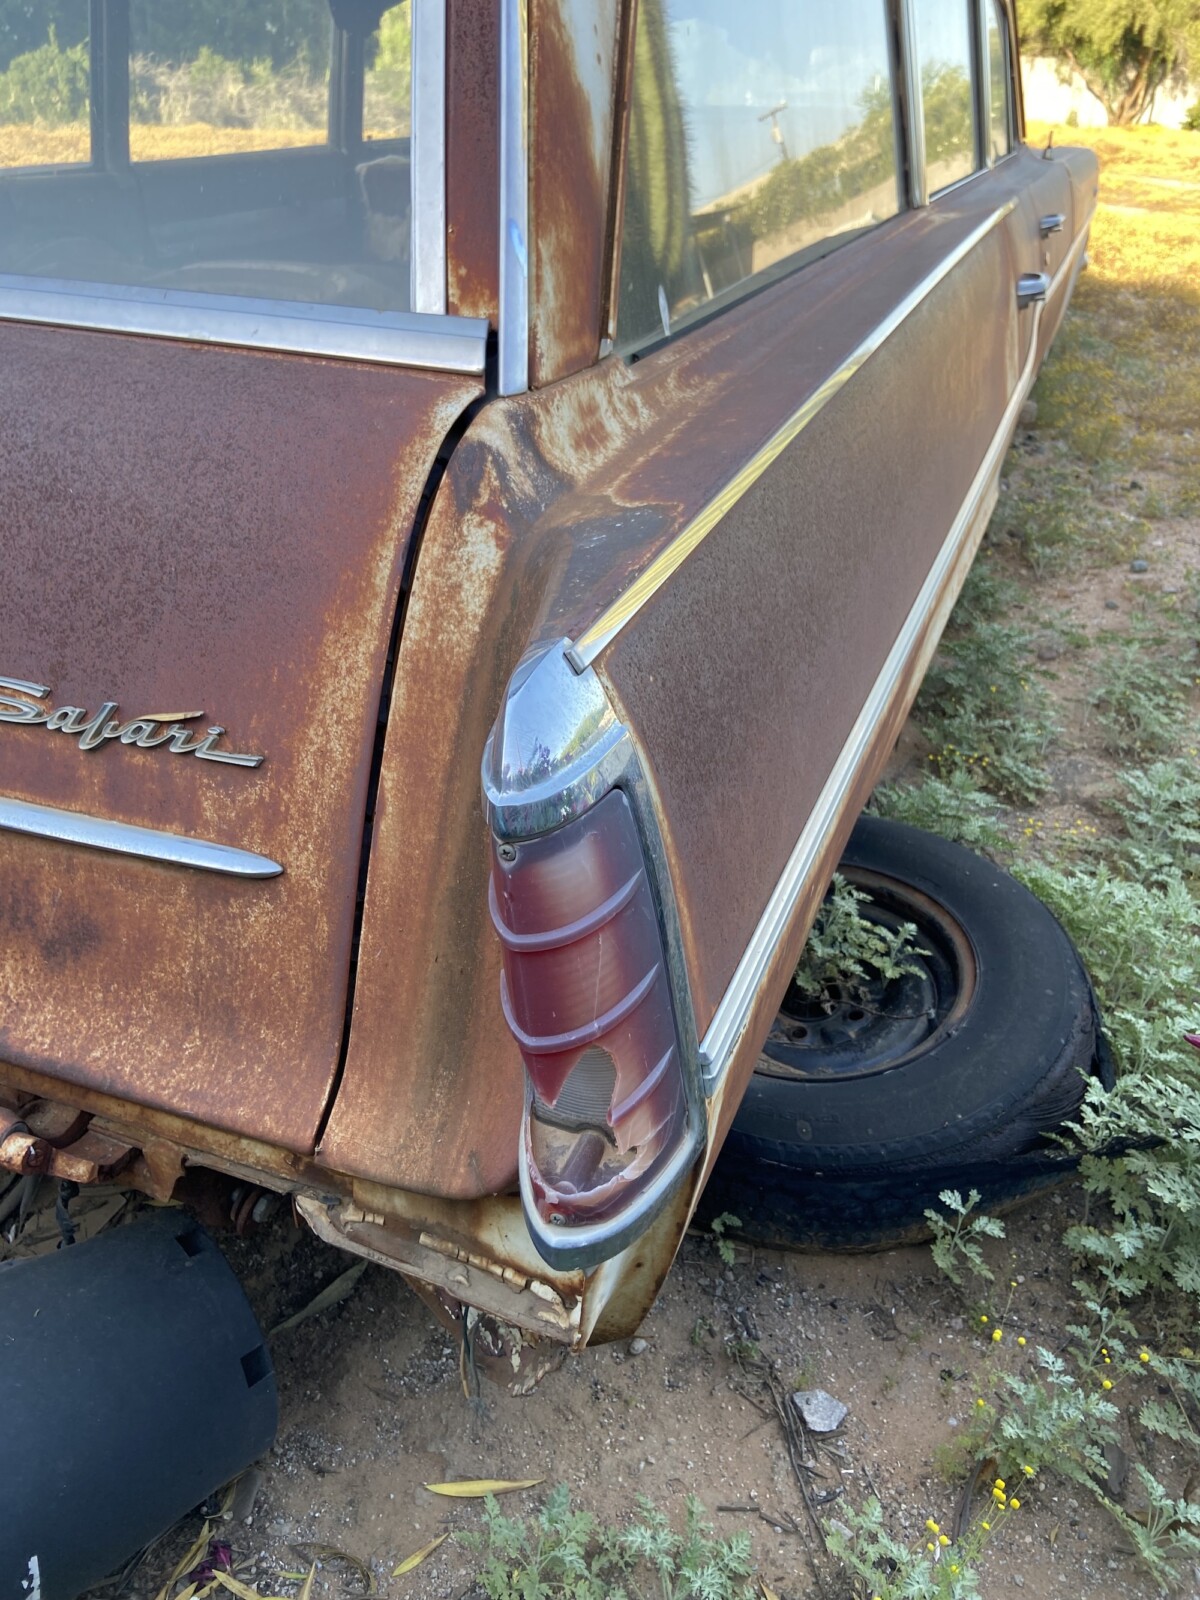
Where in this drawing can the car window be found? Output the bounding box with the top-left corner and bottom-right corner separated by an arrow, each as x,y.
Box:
0,0 -> 416,315
983,0 -> 1012,162
910,0 -> 979,194
617,0 -> 900,349
0,2 -> 90,167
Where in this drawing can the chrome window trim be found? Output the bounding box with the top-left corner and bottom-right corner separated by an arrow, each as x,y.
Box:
978,0 -> 994,164
0,796 -> 283,879
697,223 -> 1089,1093
0,275 -> 488,373
498,0 -> 530,397
899,0 -> 928,208
410,0 -> 448,316
565,200 -> 1015,674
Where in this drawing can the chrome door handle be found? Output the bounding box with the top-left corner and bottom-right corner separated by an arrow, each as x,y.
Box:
1039,212 -> 1066,237
1016,271 -> 1050,309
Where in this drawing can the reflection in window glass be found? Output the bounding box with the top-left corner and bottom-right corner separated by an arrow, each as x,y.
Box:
985,0 -> 1011,161
618,0 -> 899,349
129,1 -> 332,161
0,2 -> 416,314
0,4 -> 90,168
911,0 -> 978,194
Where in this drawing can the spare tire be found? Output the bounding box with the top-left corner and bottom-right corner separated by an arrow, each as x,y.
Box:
696,815 -> 1113,1251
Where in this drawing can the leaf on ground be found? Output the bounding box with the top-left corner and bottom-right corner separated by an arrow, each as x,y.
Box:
392,1533 -> 448,1575
269,1261 -> 368,1337
156,1523 -> 212,1599
289,1545 -> 374,1595
297,1566 -> 315,1600
759,1581 -> 781,1600
423,1478 -> 543,1497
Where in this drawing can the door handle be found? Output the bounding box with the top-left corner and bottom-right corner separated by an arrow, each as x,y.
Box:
1039,212 -> 1066,237
1016,271 -> 1050,309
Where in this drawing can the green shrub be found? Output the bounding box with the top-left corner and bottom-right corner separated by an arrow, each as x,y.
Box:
0,28 -> 88,125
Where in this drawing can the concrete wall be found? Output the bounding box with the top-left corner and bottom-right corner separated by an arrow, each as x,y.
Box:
1021,54 -> 1194,128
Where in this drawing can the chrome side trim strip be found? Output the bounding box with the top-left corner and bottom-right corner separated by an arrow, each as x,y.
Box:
0,797 -> 283,879
498,0 -> 530,396
410,0 -> 448,316
0,275 -> 488,374
697,225 -> 1089,1093
566,201 -> 1015,673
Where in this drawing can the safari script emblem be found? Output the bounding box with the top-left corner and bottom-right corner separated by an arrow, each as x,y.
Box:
0,676 -> 264,768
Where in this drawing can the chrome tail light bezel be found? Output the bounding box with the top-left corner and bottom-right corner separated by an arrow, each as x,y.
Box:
482,639 -> 706,1271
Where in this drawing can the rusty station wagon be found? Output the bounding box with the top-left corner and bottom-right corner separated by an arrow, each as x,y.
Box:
1,0 -> 1096,1369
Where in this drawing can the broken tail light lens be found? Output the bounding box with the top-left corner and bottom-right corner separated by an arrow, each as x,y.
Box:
490,787 -> 687,1236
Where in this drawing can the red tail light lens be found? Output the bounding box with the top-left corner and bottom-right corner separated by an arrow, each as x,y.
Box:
490,787 -> 687,1232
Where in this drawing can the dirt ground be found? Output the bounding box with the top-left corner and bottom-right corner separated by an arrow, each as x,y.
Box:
114,1182 -> 1174,1600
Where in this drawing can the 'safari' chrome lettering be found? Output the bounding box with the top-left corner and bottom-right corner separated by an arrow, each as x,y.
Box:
0,677 -> 263,768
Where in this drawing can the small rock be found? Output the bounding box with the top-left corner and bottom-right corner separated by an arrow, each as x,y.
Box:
1105,599 -> 1120,611
226,1468 -> 263,1523
1018,399 -> 1038,427
1013,1576 -> 1024,1588
1129,479 -> 1143,490
792,1388 -> 849,1433
1033,632 -> 1063,661
628,1337 -> 649,1357
1130,558 -> 1149,573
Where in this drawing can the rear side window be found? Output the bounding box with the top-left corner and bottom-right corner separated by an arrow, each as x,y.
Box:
617,0 -> 900,349
0,1 -> 416,314
910,0 -> 979,194
983,0 -> 1012,162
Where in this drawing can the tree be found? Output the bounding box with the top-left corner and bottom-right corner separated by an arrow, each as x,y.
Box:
1021,0 -> 1200,126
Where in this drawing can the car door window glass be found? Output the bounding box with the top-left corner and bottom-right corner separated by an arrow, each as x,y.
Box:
911,0 -> 978,194
618,0 -> 900,349
0,1 -> 416,315
984,0 -> 1011,161
0,3 -> 90,167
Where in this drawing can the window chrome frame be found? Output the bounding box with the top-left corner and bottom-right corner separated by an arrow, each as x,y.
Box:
0,275 -> 487,373
498,0 -> 530,396
0,1 -> 474,373
410,0 -> 448,315
898,0 -> 928,207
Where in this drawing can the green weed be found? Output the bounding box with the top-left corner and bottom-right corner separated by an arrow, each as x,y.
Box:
924,1189 -> 1007,1288
458,1486 -> 756,1600
793,874 -> 927,1006
871,771 -> 1008,855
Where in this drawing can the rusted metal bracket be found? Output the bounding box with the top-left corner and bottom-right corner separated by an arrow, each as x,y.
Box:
0,1102 -> 136,1184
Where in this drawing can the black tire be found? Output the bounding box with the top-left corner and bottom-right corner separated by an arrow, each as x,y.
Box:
697,814 -> 1112,1252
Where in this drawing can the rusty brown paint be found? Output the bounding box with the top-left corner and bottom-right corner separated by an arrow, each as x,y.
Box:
446,0 -> 500,321
528,0 -> 620,386
328,167 -> 1039,1202
0,324 -> 480,1153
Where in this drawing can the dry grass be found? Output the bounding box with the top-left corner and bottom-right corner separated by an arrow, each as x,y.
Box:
1022,121 -> 1200,499
0,122 -> 324,168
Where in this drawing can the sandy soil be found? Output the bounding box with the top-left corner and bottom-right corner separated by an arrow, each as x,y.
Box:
86,1176 -> 1174,1600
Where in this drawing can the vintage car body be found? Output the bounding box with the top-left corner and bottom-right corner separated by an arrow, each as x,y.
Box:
0,0 -> 1095,1352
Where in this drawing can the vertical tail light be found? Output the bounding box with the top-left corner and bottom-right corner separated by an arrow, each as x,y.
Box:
483,642 -> 703,1269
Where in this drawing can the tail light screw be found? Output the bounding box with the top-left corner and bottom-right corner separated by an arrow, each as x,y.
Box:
548,1212 -> 567,1225
497,843 -> 517,862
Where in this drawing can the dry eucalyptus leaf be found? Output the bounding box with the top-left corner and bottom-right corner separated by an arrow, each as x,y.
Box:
423,1478 -> 543,1498
392,1533 -> 449,1575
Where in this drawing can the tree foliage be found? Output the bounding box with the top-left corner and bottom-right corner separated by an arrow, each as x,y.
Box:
1021,0 -> 1200,125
